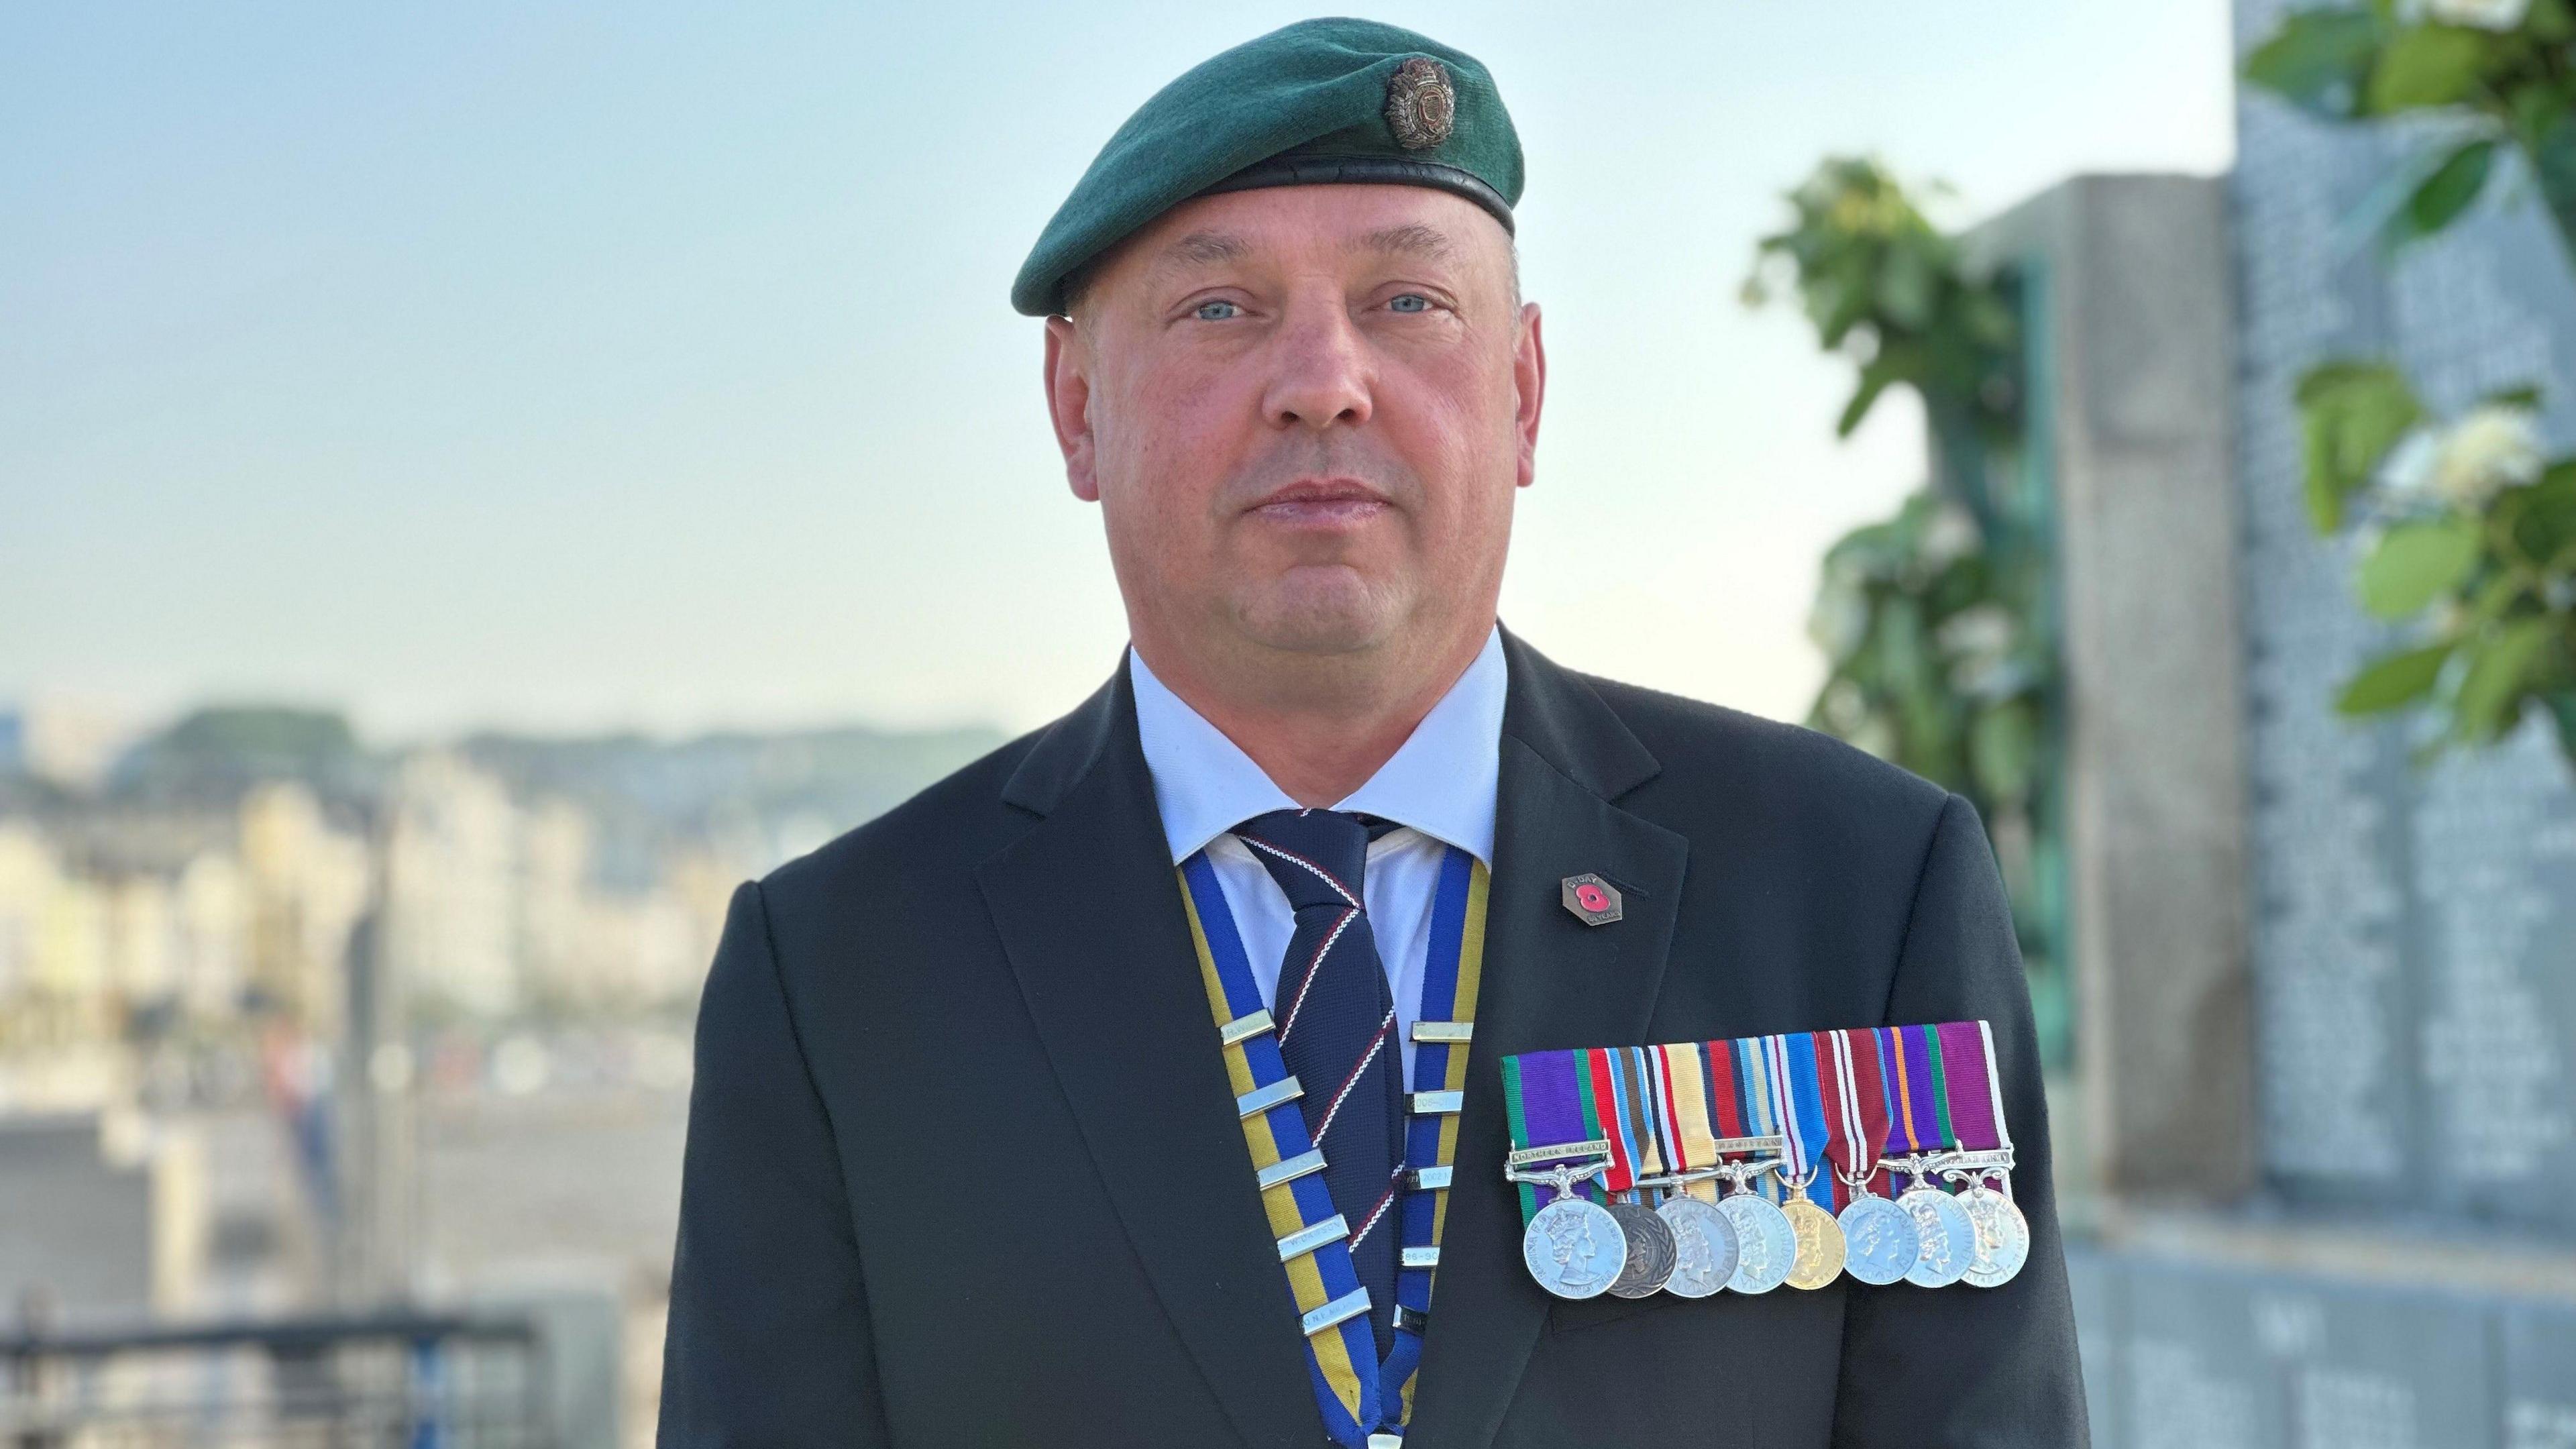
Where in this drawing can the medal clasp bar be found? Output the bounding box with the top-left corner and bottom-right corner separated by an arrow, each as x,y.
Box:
1218,1009 -> 1275,1047
1301,1287 -> 1372,1336
1403,1165 -> 1453,1191
1236,1076 -> 1303,1119
1256,1148 -> 1326,1191
1505,1138 -> 1614,1173
1410,1020 -> 1472,1044
1277,1215 -> 1350,1263
1409,1090 -> 1464,1116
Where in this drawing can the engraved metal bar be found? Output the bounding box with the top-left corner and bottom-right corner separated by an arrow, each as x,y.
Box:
1505,1138 -> 1613,1171
1407,1090 -> 1464,1116
1256,1148 -> 1327,1191
1276,1214 -> 1351,1263
1400,1246 -> 1440,1270
1409,1020 -> 1472,1044
1394,1305 -> 1430,1336
1236,1076 -> 1303,1118
1301,1286 -> 1372,1336
1218,1009 -> 1275,1047
1403,1165 -> 1452,1191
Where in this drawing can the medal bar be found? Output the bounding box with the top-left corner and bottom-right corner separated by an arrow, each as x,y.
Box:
1299,1286 -> 1371,1336
1276,1215 -> 1350,1263
1257,1148 -> 1327,1190
1505,1138 -> 1613,1172
1236,1075 -> 1302,1118
1218,1008 -> 1275,1046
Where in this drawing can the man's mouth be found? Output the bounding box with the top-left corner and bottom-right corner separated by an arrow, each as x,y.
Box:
1248,477 -> 1393,527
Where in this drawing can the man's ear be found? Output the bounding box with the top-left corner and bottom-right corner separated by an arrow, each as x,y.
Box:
1513,302 -> 1546,490
1043,316 -> 1099,502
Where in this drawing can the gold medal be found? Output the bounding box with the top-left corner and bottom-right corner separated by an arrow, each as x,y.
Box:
1781,1183 -> 1846,1289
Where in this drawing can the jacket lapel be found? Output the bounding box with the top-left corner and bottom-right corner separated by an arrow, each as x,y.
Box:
1405,631 -> 1691,1448
976,665 -> 1321,1448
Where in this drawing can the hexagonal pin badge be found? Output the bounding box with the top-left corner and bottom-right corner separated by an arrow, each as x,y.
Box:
1560,873 -> 1623,926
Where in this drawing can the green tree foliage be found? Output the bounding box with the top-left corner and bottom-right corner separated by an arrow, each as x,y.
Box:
1744,158 -> 2021,443
2246,0 -> 2576,254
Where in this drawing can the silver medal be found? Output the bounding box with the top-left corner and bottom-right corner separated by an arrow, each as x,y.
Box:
1835,1191 -> 1921,1286
1521,1194 -> 1627,1300
1655,1193 -> 1740,1298
1715,1191 -> 1797,1295
1957,1181 -> 2030,1288
1603,1201 -> 1678,1298
1896,1185 -> 1976,1288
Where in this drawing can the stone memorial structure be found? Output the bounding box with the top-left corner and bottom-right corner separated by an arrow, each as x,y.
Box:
1947,4 -> 2576,1439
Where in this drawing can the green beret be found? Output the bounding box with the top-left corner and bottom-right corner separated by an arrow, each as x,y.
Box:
1010,17 -> 1523,317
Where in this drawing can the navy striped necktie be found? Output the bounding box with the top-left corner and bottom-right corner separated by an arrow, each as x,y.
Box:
1232,808 -> 1405,1357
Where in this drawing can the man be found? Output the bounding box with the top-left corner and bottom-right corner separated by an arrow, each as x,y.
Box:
659,18 -> 2086,1448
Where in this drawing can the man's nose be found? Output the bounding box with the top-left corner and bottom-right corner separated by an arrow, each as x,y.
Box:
1261,297 -> 1374,431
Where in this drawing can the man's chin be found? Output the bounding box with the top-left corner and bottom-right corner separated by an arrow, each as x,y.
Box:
1230,582 -> 1409,659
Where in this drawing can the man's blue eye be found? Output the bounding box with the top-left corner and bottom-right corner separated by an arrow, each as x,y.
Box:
1194,300 -> 1240,321
1389,293 -> 1430,313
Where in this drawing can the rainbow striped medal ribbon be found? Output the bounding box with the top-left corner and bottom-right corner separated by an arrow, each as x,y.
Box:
1927,1020 -> 2027,1289
1764,1033 -> 1847,1290
1703,1038 -> 1797,1295
1876,1024 -> 1981,1289
1821,1027 -> 1922,1285
1499,1048 -> 1627,1299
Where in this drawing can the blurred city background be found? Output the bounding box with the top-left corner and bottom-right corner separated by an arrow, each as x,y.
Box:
6,1 -> 2575,1444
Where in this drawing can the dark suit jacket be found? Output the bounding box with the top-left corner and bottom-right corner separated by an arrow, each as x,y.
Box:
657,630 -> 2088,1447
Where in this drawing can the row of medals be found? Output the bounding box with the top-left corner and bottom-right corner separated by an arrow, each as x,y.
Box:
1510,1147 -> 2030,1300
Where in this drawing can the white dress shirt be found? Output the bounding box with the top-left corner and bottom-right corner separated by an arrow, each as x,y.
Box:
1128,628 -> 1505,1083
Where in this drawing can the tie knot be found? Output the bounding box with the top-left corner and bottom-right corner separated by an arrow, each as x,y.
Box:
1231,808 -> 1381,912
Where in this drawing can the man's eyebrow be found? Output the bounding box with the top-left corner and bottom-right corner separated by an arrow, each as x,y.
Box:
1148,231 -> 1252,278
1351,223 -> 1458,264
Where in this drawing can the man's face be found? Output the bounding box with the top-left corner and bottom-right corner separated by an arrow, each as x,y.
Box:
1044,184 -> 1544,676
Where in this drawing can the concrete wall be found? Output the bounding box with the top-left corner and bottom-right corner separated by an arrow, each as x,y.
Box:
1972,174 -> 2257,1201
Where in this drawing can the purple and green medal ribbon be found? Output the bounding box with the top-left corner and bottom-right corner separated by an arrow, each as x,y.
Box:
1878,1020 -> 2010,1163
1180,845 -> 1486,1449
1499,1048 -> 1609,1224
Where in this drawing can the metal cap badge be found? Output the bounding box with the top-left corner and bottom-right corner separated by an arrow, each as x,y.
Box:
1384,56 -> 1456,150
1560,873 -> 1622,926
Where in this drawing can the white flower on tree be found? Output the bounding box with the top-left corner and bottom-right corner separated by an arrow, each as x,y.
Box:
2378,405 -> 2544,508
2432,404 -> 2545,507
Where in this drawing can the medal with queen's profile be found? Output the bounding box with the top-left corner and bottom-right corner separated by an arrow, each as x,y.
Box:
1780,1191 -> 1847,1290
1835,1190 -> 1921,1286
1521,1193 -> 1627,1300
1715,1188 -> 1797,1295
1897,1183 -> 1978,1289
1654,1192 -> 1739,1298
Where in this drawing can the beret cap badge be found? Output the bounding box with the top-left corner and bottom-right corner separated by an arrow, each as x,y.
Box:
1383,56 -> 1456,150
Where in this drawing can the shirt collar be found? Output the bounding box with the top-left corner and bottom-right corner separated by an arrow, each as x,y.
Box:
1128,626 -> 1506,868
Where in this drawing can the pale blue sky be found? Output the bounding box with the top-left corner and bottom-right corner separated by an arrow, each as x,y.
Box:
1,2 -> 2235,741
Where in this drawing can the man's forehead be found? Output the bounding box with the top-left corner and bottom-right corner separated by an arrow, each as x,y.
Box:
1126,187 -> 1502,282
